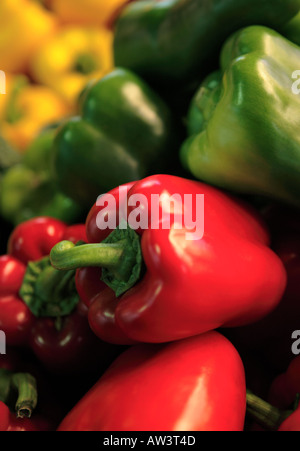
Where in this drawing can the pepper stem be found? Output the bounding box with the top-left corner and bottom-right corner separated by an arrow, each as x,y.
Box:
20,255 -> 79,318
11,373 -> 38,418
246,390 -> 292,431
74,53 -> 98,75
50,226 -> 143,297
0,369 -> 38,418
50,240 -> 126,271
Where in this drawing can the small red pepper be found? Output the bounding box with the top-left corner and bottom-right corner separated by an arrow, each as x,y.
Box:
58,332 -> 247,431
51,175 -> 286,345
0,217 -> 115,374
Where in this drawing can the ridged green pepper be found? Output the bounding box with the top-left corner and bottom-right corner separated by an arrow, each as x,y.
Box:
0,128 -> 83,225
114,0 -> 300,87
53,68 -> 179,207
181,26 -> 300,207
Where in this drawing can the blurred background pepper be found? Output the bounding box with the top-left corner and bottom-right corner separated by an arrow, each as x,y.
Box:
30,27 -> 114,107
45,0 -> 131,27
53,68 -> 180,208
0,126 -> 84,226
0,0 -> 57,74
114,0 -> 300,89
0,75 -> 70,152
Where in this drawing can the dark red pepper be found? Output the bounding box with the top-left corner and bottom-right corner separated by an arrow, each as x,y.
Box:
269,356 -> 300,410
0,217 -> 115,374
246,356 -> 300,431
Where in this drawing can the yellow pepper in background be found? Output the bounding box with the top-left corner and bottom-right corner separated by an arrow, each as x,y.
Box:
45,0 -> 130,27
0,0 -> 57,73
30,27 -> 114,106
0,75 -> 70,152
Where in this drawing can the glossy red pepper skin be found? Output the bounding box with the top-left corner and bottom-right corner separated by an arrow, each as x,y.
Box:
0,255 -> 33,346
0,217 -> 113,373
58,332 -> 246,431
76,175 -> 286,345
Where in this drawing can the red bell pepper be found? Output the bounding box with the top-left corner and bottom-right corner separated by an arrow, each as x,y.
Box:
0,217 -> 115,374
269,356 -> 300,410
58,331 -> 246,431
50,175 -> 286,345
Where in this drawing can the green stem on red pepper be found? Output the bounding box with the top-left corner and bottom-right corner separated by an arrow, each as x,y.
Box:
0,369 -> 38,418
50,225 -> 143,297
246,390 -> 293,431
20,255 -> 79,318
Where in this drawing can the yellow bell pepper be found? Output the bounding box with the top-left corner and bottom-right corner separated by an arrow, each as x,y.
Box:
46,0 -> 130,27
0,75 -> 70,152
0,0 -> 57,73
30,27 -> 114,106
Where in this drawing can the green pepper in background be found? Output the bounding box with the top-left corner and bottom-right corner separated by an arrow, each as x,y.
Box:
114,0 -> 300,88
53,68 -> 180,208
281,11 -> 300,46
0,135 -> 20,175
0,128 -> 84,225
181,26 -> 300,207
0,137 -> 20,252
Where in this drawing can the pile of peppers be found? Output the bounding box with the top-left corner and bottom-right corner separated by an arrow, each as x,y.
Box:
1,0 -> 300,432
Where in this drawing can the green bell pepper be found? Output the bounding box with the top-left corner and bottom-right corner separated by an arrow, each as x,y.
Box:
181,26 -> 300,207
0,128 -> 83,225
114,0 -> 300,87
0,136 -> 20,174
53,68 -> 179,207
